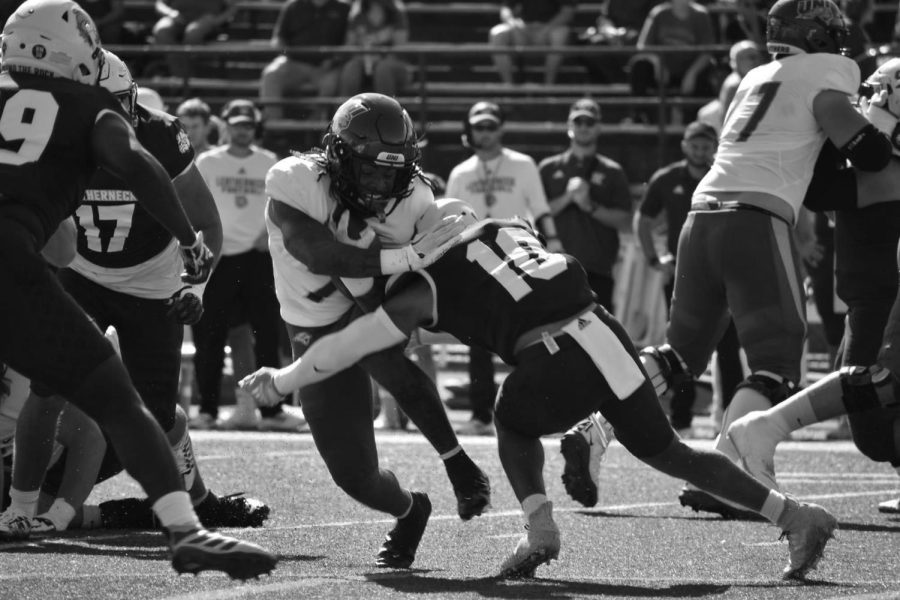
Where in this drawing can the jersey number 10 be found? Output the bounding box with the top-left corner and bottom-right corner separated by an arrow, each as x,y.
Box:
466,227 -> 566,301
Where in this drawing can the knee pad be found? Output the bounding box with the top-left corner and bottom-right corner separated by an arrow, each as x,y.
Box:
840,365 -> 898,413
639,344 -> 692,401
734,372 -> 797,407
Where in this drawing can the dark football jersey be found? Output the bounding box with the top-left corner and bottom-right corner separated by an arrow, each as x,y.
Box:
0,72 -> 127,246
426,222 -> 595,364
75,104 -> 194,268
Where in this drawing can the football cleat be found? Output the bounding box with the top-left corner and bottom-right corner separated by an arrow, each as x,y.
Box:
376,491 -> 431,568
499,501 -> 560,578
877,498 -> 900,513
195,492 -> 271,528
560,413 -> 614,507
725,411 -> 782,491
444,452 -> 491,520
678,484 -> 764,521
28,516 -> 58,536
777,498 -> 837,580
0,508 -> 31,541
169,527 -> 278,579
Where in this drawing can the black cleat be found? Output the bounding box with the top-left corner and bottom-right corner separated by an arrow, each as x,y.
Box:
444,452 -> 491,520
169,527 -> 278,579
678,485 -> 764,521
376,491 -> 432,568
195,492 -> 270,528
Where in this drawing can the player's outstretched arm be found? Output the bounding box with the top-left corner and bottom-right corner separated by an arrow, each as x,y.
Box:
814,90 -> 892,172
240,277 -> 434,404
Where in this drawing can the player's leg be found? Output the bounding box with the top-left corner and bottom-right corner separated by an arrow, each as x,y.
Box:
0,235 -> 276,578
288,322 -> 431,568
361,345 -> 491,520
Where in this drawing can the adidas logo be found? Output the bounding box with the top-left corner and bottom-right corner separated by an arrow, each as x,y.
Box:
577,318 -> 590,330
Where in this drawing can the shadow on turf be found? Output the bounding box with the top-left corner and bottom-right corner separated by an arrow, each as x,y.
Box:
0,531 -> 324,563
364,572 -> 741,597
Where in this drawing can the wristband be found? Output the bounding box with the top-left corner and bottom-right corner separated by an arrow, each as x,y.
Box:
379,246 -> 419,274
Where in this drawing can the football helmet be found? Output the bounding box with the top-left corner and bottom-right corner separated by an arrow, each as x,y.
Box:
864,57 -> 900,117
1,0 -> 104,85
766,0 -> 848,56
324,93 -> 420,220
98,50 -> 137,124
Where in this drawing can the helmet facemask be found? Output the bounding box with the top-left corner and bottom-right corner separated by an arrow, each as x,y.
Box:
98,50 -> 138,125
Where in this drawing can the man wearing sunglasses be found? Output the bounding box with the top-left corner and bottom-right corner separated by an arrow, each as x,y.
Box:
446,100 -> 560,436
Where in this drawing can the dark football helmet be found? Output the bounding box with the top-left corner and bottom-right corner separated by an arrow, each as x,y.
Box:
766,0 -> 849,56
324,93 -> 421,220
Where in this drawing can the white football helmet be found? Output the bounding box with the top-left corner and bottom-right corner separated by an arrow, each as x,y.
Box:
865,57 -> 900,118
98,49 -> 137,123
1,0 -> 104,85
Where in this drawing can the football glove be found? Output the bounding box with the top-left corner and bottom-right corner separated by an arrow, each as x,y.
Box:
166,284 -> 204,325
180,231 -> 214,285
238,367 -> 285,407
379,215 -> 465,274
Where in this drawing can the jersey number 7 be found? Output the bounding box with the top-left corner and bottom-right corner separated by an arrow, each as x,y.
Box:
728,81 -> 782,142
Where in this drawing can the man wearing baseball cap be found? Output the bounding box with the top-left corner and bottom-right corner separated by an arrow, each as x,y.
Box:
192,100 -> 306,433
538,98 -> 631,313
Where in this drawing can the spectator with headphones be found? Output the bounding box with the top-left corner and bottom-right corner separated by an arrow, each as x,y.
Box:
192,100 -> 306,432
445,100 -> 560,436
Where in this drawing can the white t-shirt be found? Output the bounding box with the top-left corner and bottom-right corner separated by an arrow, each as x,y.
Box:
696,53 -> 859,223
265,155 -> 435,327
196,145 -> 279,256
446,147 -> 550,223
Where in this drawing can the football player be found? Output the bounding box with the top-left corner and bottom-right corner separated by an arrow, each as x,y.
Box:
725,57 -> 900,513
0,0 -> 274,578
1,50 -> 269,537
263,92 -> 490,568
241,198 -> 839,581
563,0 -> 899,518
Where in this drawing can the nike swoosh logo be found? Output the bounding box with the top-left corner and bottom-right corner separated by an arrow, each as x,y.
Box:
312,364 -> 331,375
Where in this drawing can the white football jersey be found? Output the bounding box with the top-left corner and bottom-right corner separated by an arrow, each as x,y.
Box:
265,155 -> 435,327
696,53 -> 860,223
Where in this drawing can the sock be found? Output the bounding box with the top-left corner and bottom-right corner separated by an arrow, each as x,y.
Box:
768,371 -> 843,434
43,498 -> 76,531
759,489 -> 788,525
151,491 -> 201,532
81,505 -> 102,529
396,490 -> 414,519
8,488 -> 40,518
439,445 -> 462,461
522,493 -> 548,518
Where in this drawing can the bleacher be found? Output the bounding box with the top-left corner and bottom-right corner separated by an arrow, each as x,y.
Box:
112,0 -> 900,181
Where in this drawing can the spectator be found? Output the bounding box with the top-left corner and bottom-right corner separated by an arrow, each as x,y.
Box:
152,0 -> 237,78
446,101 -> 560,436
82,0 -> 126,44
697,40 -> 765,131
176,98 -> 216,154
193,100 -> 303,432
539,98 -> 632,312
634,121 -> 742,436
259,0 -> 351,121
339,0 -> 410,97
489,0 -> 576,85
628,0 -> 717,122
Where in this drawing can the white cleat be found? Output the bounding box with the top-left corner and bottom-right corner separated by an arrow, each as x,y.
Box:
499,502 -> 560,578
777,498 -> 837,580
726,411 -> 782,491
0,508 -> 32,541
560,413 -> 614,507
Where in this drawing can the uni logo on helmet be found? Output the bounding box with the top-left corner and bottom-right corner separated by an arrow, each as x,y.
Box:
375,152 -> 404,165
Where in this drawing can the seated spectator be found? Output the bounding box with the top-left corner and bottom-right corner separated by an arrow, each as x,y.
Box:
82,0 -> 126,44
628,0 -> 717,121
697,39 -> 764,131
152,0 -> 237,78
339,0 -> 410,97
260,0 -> 350,121
489,1 -> 576,85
